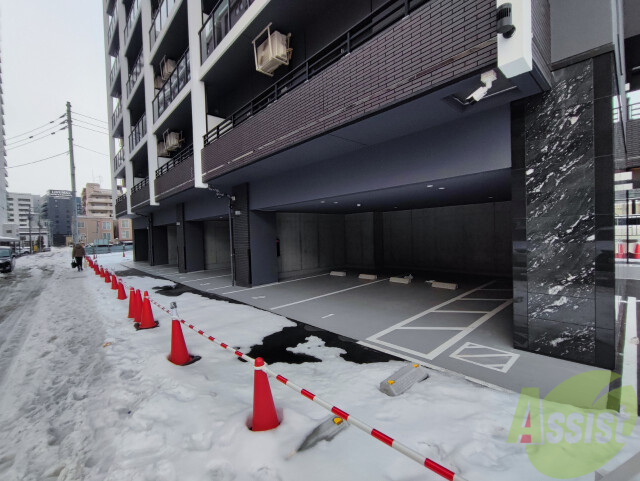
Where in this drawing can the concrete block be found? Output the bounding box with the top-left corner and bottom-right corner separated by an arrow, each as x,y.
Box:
390,277 -> 411,284
359,273 -> 377,280
297,416 -> 349,452
426,280 -> 458,290
379,363 -> 430,396
330,271 -> 347,277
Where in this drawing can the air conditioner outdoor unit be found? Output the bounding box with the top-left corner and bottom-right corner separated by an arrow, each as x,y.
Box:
157,141 -> 170,158
160,57 -> 177,81
252,23 -> 291,77
154,76 -> 165,89
163,130 -> 183,152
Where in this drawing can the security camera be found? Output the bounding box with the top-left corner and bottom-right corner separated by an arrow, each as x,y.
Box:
465,70 -> 497,104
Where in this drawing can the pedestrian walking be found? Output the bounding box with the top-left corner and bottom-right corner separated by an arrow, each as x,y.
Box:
72,242 -> 85,272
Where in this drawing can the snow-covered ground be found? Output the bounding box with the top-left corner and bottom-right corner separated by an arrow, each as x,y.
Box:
0,248 -> 638,481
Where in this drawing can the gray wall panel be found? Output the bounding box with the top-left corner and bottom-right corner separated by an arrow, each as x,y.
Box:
167,225 -> 178,265
204,220 -> 231,270
345,213 -> 374,269
250,211 -> 278,286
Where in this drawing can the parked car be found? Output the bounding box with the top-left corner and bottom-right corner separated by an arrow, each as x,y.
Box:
0,246 -> 16,273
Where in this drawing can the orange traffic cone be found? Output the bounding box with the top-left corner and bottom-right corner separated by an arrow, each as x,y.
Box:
168,320 -> 201,365
634,244 -> 640,259
111,275 -> 118,290
99,266 -> 105,277
134,289 -> 143,323
135,292 -> 159,330
251,357 -> 280,431
616,243 -> 625,259
123,246 -> 125,258
117,281 -> 127,300
127,288 -> 136,317
105,271 -> 111,284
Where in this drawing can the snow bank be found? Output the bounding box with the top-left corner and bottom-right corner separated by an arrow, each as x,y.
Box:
0,249 -> 638,481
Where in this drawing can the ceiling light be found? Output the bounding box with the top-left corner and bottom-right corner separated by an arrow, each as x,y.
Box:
333,201 -> 339,204
438,187 -> 445,190
356,203 -> 361,207
427,185 -> 433,188
320,200 -> 325,204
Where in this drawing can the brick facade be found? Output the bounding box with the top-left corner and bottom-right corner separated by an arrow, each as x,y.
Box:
202,0 -> 497,182
155,155 -> 195,202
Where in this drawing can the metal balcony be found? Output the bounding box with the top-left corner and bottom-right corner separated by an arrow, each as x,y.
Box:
152,48 -> 190,122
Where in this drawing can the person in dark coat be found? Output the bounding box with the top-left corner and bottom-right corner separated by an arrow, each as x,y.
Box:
72,243 -> 85,271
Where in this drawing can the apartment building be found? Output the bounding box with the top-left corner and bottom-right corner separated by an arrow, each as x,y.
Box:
0,44 -> 8,230
6,192 -> 49,248
78,215 -> 114,244
81,183 -> 114,216
103,0 -> 637,370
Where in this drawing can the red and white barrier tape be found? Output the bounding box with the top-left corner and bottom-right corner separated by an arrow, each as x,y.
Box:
99,270 -> 469,481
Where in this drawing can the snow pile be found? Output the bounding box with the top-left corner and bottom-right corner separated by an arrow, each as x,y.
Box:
0,249 -> 638,481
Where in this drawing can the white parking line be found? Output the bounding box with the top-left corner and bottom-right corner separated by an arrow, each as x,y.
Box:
206,285 -> 232,291
222,273 -> 330,294
182,274 -> 231,283
321,314 -> 335,319
458,298 -> 510,301
397,326 -> 465,331
435,310 -> 490,314
366,280 -> 495,341
271,278 -> 388,310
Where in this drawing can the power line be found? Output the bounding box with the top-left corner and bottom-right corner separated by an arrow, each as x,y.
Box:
7,151 -> 69,168
73,124 -> 110,135
5,126 -> 67,151
71,118 -> 110,131
70,111 -> 108,124
4,115 -> 66,141
5,121 -> 66,146
76,144 -> 109,156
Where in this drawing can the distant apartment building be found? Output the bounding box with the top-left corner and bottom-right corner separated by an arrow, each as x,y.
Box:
81,183 -> 114,216
6,192 -> 49,248
0,44 -> 9,230
116,218 -> 132,242
42,190 -> 80,246
78,215 -> 114,244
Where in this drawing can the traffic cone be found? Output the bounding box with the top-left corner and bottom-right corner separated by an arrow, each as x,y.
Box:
251,357 -> 280,431
634,244 -> 640,259
105,271 -> 111,284
111,275 -> 118,290
117,281 -> 127,300
100,266 -> 105,277
134,289 -> 143,323
123,246 -> 126,258
127,288 -> 136,318
616,243 -> 625,259
135,292 -> 159,330
168,319 -> 201,365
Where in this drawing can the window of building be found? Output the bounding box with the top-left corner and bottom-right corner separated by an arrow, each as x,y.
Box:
78,221 -> 85,228
122,230 -> 130,238
121,220 -> 130,228
102,221 -> 111,229
103,233 -> 111,240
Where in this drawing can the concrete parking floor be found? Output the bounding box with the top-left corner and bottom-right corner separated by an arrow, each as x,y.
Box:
122,262 -> 610,398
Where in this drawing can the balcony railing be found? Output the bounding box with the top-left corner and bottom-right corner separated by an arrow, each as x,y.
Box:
111,100 -> 122,128
113,148 -> 125,171
110,57 -> 120,88
115,194 -> 128,216
126,49 -> 144,95
203,0 -> 427,146
156,144 -> 193,177
152,48 -> 190,122
131,177 -> 149,193
199,0 -> 254,63
149,0 -> 179,48
107,16 -> 117,44
614,101 -> 640,123
128,113 -> 147,152
124,0 -> 141,43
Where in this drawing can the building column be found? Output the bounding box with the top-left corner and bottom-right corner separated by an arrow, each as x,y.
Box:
512,54 -> 616,369
176,202 -> 205,273
232,183 -> 251,287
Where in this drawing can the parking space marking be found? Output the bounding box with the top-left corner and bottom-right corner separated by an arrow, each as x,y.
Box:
223,273 -> 330,295
206,285 -> 232,291
183,274 -> 231,283
321,314 -> 335,319
270,278 -> 388,310
397,326 -> 465,331
423,299 -> 513,360
458,298 -> 510,302
449,342 -> 520,373
435,310 -> 490,314
366,280 -> 495,342
201,283 -> 210,286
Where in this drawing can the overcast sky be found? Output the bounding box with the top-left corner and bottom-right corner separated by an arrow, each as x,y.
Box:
2,0 -> 111,197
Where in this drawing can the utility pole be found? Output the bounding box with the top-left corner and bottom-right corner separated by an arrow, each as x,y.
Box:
66,101 -> 78,243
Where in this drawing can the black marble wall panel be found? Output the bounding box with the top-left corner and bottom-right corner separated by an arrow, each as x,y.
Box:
511,53 -> 616,369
